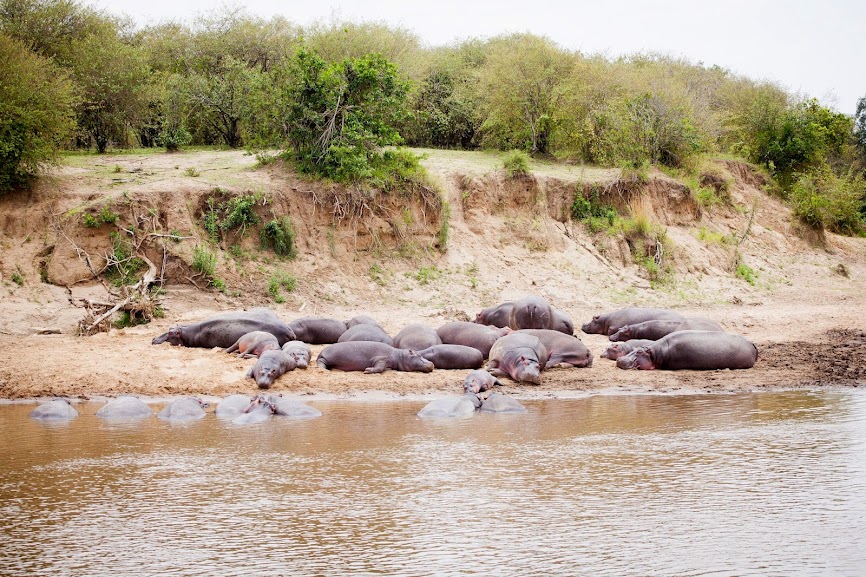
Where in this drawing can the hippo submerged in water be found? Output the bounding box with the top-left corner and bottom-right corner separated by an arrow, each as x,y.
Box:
158,397 -> 208,421
96,396 -> 153,419
30,398 -> 78,420
616,331 -> 758,370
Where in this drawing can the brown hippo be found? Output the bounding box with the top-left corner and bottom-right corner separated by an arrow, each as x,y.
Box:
316,342 -> 434,374
552,309 -> 575,335
463,369 -> 503,394
474,302 -> 514,328
437,322 -> 512,358
287,317 -> 347,344
281,341 -> 312,369
508,295 -> 555,330
393,323 -> 442,350
581,307 -> 687,336
609,318 -> 723,342
601,339 -> 655,360
416,344 -> 484,370
247,350 -> 297,389
616,330 -> 758,370
337,323 -> 394,346
345,315 -> 381,328
486,332 -> 549,385
518,329 -> 592,368
152,308 -> 296,348
224,331 -> 280,358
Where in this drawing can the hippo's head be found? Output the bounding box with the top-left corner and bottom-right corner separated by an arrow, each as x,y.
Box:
474,310 -> 486,324
285,350 -> 309,369
581,315 -> 602,334
601,343 -> 626,360
152,326 -> 184,346
250,358 -> 294,389
398,350 -> 435,373
463,370 -> 495,394
616,348 -> 655,370
513,356 -> 542,385
609,326 -> 632,342
244,395 -> 276,413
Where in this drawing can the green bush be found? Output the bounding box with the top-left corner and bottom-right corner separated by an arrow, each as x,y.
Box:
736,262 -> 757,285
221,193 -> 261,234
158,124 -> 192,152
790,167 -> 865,234
192,244 -> 217,279
502,150 -> 530,177
571,185 -> 618,225
259,216 -> 298,258
267,272 -> 296,303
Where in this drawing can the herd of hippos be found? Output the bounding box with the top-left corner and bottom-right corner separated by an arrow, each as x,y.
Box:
29,295 -> 758,422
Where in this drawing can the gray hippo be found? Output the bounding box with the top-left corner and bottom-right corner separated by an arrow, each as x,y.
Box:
609,318 -> 724,342
475,302 -> 514,327
601,339 -> 655,360
518,329 -> 593,368
248,350 -> 296,389
581,307 -> 686,336
30,398 -> 78,420
224,330 -> 280,358
480,393 -> 527,414
616,330 -> 758,370
316,342 -> 434,374
463,369 -> 503,394
96,395 -> 153,419
157,397 -> 208,421
214,394 -> 252,418
232,395 -> 276,425
436,322 -> 511,358
508,295 -> 555,330
287,317 -> 347,344
486,333 -> 549,385
345,315 -> 381,328
152,308 -> 296,348
267,395 -> 322,419
417,393 -> 481,418
552,309 -> 575,335
416,344 -> 484,370
393,323 -> 442,350
337,323 -> 394,346
282,341 -> 312,369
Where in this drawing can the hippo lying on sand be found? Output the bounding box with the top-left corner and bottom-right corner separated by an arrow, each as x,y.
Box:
30,398 -> 78,420
601,339 -> 655,360
316,342 -> 434,373
338,323 -> 394,346
463,369 -> 503,394
508,295 -> 555,331
616,331 -> 758,370
416,344 -> 484,370
518,329 -> 592,368
581,307 -> 687,336
282,341 -> 312,369
477,301 -> 574,335
486,333 -> 549,385
393,323 -> 442,350
248,350 -> 296,389
609,318 -> 723,341
287,317 -> 347,344
153,308 -> 296,348
224,331 -> 280,358
437,322 -> 511,358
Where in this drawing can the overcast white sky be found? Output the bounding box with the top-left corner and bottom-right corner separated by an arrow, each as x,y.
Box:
91,0 -> 865,115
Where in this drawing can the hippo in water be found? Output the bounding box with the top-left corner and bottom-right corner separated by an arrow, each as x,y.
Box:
480,393 -> 527,414
609,318 -> 724,342
508,295 -> 555,331
417,394 -> 482,418
30,398 -> 78,420
267,395 -> 322,419
232,395 -> 276,425
214,394 -> 252,418
248,350 -> 297,389
616,330 -> 758,370
281,341 -> 312,369
158,397 -> 208,421
463,369 -> 503,394
287,317 -> 347,344
518,329 -> 592,368
486,333 -> 549,385
316,342 -> 434,374
96,396 -> 153,419
224,331 -> 280,358
152,308 -> 296,348
337,323 -> 394,346
393,323 -> 442,350
416,344 -> 484,370
436,322 -> 511,358
600,339 -> 655,360
581,307 -> 687,336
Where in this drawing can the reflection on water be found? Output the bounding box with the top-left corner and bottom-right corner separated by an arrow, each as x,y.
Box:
1,391 -> 865,576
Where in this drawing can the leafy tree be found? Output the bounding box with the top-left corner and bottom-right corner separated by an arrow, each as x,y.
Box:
855,95 -> 866,155
0,33 -> 76,192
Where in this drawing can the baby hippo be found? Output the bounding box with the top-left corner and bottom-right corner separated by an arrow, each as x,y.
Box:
316,342 -> 434,374
616,331 -> 758,370
463,369 -> 503,395
282,341 -> 312,369
601,339 -> 655,360
247,350 -> 297,389
224,331 -> 280,358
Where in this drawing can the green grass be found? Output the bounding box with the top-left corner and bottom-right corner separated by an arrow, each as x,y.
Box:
259,216 -> 297,258
697,226 -> 733,246
268,272 -> 296,303
502,150 -> 531,177
192,245 -> 217,279
736,262 -> 757,285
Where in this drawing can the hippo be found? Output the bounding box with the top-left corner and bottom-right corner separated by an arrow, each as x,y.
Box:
474,302 -> 514,328
214,394 -> 252,418
486,333 -> 549,385
287,317 -> 347,344
416,344 -> 484,369
552,309 -> 575,335
518,329 -> 593,368
508,295 -> 555,330
157,397 -> 208,421
417,394 -> 481,418
616,330 -> 758,370
316,342 -> 434,374
345,315 -> 381,328
609,318 -> 724,342
247,350 -> 297,389
30,398 -> 78,420
337,323 -> 394,346
267,395 -> 322,419
480,393 -> 527,414
436,322 -> 512,358
96,396 -> 153,419
224,331 -> 280,358
393,323 -> 442,350
232,395 -> 276,425
152,308 -> 296,348
281,341 -> 312,369
463,369 -> 503,394
601,339 -> 655,360
581,307 -> 687,336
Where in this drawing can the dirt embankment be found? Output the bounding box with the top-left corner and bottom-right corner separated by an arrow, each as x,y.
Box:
0,150 -> 863,400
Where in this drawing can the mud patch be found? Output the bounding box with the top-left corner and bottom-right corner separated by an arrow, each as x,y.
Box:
761,329 -> 866,386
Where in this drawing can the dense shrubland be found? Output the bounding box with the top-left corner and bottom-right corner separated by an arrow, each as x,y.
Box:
1,0 -> 864,233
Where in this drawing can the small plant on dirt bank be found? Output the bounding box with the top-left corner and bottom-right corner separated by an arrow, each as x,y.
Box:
192,244 -> 217,279
369,263 -> 388,286
437,199 -> 451,253
106,232 -> 145,286
267,272 -> 296,303
736,261 -> 757,285
503,150 -> 530,177
571,184 -> 618,232
184,167 -> 200,177
259,216 -> 297,258
11,269 -> 24,286
221,193 -> 262,234
409,265 -> 441,285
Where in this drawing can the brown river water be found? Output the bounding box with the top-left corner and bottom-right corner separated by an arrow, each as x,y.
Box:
2,390 -> 865,576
